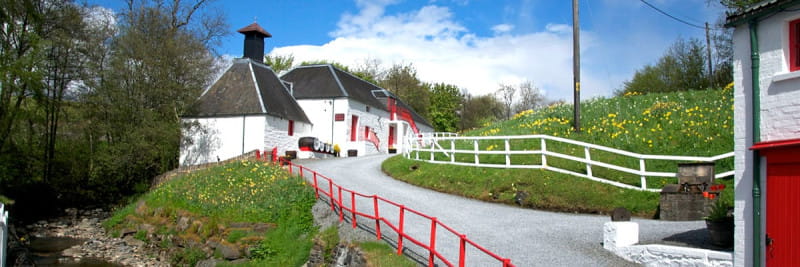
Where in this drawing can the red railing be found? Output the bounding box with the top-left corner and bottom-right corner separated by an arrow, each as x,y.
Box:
266,154 -> 513,267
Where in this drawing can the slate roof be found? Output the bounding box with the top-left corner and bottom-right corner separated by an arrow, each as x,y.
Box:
281,64 -> 432,128
184,58 -> 310,123
725,0 -> 800,26
237,22 -> 272,37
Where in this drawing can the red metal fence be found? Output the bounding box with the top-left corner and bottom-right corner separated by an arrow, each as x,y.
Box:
264,153 -> 513,267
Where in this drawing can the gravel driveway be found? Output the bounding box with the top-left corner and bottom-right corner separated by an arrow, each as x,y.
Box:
295,154 -> 711,267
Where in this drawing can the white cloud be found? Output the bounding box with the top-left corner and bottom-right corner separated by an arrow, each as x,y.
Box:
269,3 -> 612,101
491,24 -> 514,34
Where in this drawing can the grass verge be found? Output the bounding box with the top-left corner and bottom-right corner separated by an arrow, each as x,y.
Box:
103,160 -> 317,266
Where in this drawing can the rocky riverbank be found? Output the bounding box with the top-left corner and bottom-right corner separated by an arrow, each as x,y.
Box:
6,201 -> 381,267
9,208 -> 168,267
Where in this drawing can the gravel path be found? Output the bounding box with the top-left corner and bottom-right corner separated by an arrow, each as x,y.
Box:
295,154 -> 711,267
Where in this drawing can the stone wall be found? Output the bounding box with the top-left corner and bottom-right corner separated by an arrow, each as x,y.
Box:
659,192 -> 715,221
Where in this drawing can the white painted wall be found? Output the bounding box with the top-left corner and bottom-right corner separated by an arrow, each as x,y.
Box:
348,100 -> 391,156
732,7 -> 800,267
263,116 -> 312,158
180,116 -> 266,166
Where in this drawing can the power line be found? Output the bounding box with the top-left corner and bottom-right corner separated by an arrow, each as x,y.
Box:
639,0 -> 706,29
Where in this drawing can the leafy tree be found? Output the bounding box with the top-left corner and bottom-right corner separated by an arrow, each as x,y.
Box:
621,37 -> 715,94
428,83 -> 461,132
460,92 -> 503,130
265,54 -> 294,73
380,63 -> 430,118
82,0 -> 225,198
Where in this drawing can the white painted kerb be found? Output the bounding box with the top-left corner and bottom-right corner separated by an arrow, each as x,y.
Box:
603,222 -> 733,266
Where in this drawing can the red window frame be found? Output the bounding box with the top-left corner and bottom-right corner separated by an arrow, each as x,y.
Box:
790,19 -> 800,72
288,120 -> 294,136
350,115 -> 358,141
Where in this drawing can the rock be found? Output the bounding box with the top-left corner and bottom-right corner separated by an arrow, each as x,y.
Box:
139,223 -> 155,234
217,243 -> 241,260
195,258 -> 217,267
123,235 -> 144,248
176,217 -> 190,232
120,228 -> 137,237
135,201 -> 148,216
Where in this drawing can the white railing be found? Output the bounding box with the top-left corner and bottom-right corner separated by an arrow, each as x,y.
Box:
420,132 -> 459,138
1,203 -> 8,267
403,134 -> 734,192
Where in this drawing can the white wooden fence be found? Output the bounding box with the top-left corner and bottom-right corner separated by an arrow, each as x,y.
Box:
1,203 -> 8,267
403,134 -> 734,192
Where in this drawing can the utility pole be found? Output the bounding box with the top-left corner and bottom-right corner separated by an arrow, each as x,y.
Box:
705,22 -> 713,88
572,0 -> 581,132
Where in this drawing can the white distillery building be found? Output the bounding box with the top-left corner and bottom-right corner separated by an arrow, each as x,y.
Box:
727,1 -> 800,266
281,64 -> 433,158
180,22 -> 432,165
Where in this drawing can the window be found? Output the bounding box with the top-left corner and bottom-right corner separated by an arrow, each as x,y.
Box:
288,120 -> 294,136
791,19 -> 800,72
364,126 -> 370,139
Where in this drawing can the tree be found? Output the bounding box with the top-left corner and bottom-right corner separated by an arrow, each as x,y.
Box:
512,80 -> 544,114
621,37 -> 714,94
496,83 -> 516,120
82,0 -> 226,196
428,83 -> 461,132
460,92 -> 503,130
380,63 -> 429,118
0,0 -> 46,157
264,54 -> 294,73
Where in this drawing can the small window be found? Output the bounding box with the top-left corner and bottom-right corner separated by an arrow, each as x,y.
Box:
288,120 -> 294,136
364,126 -> 370,139
790,19 -> 800,72
366,106 -> 371,112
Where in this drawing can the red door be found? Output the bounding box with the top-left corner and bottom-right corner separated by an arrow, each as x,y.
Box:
766,148 -> 800,267
388,126 -> 396,147
351,115 -> 358,141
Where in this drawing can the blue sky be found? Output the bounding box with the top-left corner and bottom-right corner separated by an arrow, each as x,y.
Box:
89,0 -> 728,101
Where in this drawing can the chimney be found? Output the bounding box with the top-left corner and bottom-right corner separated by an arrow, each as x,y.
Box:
237,22 -> 272,63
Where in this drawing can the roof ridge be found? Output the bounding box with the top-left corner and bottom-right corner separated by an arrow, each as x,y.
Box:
327,65 -> 349,97
248,61 -> 268,113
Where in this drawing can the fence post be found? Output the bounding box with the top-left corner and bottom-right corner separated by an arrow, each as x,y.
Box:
541,139 -> 547,167
505,139 -> 511,167
458,234 -> 466,267
373,196 -> 381,240
338,187 -> 344,222
299,166 -> 304,177
639,158 -> 647,190
288,162 -> 293,175
313,173 -> 319,199
473,139 -> 479,165
397,205 -> 405,255
450,140 -> 455,163
1,203 -> 7,267
351,192 -> 357,229
584,147 -> 593,178
329,181 -> 335,211
430,139 -> 435,161
429,218 -> 438,266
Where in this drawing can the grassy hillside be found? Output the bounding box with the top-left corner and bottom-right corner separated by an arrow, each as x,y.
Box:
384,88 -> 734,217
104,160 -> 415,266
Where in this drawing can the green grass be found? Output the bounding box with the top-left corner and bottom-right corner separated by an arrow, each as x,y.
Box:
104,160 -> 317,266
358,242 -> 419,267
388,88 -> 735,216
